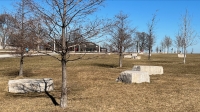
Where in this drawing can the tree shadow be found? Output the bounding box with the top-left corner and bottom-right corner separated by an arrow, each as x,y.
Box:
6,70 -> 19,77
92,63 -> 118,68
43,79 -> 59,106
7,78 -> 59,106
5,69 -> 37,77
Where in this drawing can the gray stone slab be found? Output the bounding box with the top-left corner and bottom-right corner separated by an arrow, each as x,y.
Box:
124,55 -> 132,59
133,65 -> 163,75
116,70 -> 150,83
178,54 -> 186,58
8,78 -> 53,93
131,53 -> 137,56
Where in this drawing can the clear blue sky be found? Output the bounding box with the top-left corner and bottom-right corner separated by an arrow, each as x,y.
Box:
1,0 -> 200,53
99,0 -> 200,53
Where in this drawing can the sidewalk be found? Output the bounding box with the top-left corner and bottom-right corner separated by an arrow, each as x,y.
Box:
0,54 -> 15,58
0,52 -> 58,58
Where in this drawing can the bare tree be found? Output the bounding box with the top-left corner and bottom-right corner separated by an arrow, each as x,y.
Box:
163,35 -> 172,53
28,18 -> 48,52
7,0 -> 34,76
0,13 -> 16,49
179,9 -> 197,64
108,12 -> 136,67
174,32 -> 184,53
155,46 -> 159,53
134,32 -> 148,52
160,41 -> 166,53
147,11 -> 157,60
29,0 -> 106,108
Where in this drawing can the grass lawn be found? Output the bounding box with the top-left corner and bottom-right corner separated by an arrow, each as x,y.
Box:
0,53 -> 200,112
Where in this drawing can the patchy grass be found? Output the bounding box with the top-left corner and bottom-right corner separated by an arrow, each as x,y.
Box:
1,53 -> 200,111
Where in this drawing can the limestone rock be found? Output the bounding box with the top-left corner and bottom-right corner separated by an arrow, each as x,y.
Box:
116,70 -> 150,83
133,65 -> 163,75
8,78 -> 53,93
131,53 -> 137,57
124,55 -> 132,59
178,54 -> 186,58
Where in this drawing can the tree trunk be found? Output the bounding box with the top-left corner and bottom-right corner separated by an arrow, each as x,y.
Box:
60,54 -> 67,108
182,47 -> 183,54
183,47 -> 186,64
19,53 -> 24,76
54,38 -> 56,52
119,53 -> 122,67
167,47 -> 169,54
37,44 -> 40,52
177,47 -> 179,54
119,43 -> 123,67
2,36 -> 5,49
148,47 -> 151,60
60,0 -> 67,108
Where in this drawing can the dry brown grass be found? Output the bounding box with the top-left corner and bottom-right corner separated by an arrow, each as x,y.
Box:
1,53 -> 200,112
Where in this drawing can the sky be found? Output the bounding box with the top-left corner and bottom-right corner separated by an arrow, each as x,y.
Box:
0,0 -> 200,53
99,0 -> 200,53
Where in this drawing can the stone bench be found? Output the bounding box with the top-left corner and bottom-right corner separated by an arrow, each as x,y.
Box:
131,53 -> 137,56
132,65 -> 163,75
124,54 -> 141,59
8,78 -> 53,93
178,54 -> 186,58
124,55 -> 132,59
116,70 -> 150,83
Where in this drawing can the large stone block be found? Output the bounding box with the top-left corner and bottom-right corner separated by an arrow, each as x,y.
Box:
116,70 -> 150,83
8,78 -> 53,93
178,54 -> 186,58
131,53 -> 137,56
139,52 -> 144,54
124,55 -> 132,59
133,65 -> 163,75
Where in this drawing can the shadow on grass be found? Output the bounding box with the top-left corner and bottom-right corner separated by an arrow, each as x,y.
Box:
5,69 -> 38,78
6,70 -> 19,77
43,79 -> 59,106
6,92 -> 46,98
92,63 -> 118,68
45,91 -> 59,106
6,79 -> 60,106
6,91 -> 59,106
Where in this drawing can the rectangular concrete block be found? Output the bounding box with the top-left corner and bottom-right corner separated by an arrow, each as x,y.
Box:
133,65 -> 163,75
178,54 -> 186,58
116,70 -> 150,83
131,53 -> 137,56
8,78 -> 53,93
124,55 -> 132,59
